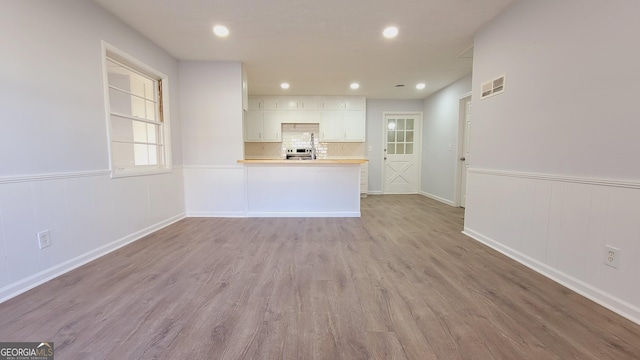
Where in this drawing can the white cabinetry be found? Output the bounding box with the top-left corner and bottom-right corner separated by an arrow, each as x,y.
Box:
320,111 -> 365,142
245,110 -> 282,142
263,112 -> 282,141
343,111 -> 365,141
246,96 -> 365,143
263,98 -> 279,110
248,98 -> 263,110
345,97 -> 366,111
321,98 -> 345,110
360,162 -> 368,197
245,111 -> 263,141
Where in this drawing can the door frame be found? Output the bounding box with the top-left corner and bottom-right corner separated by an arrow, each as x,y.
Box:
454,93 -> 472,207
381,111 -> 423,194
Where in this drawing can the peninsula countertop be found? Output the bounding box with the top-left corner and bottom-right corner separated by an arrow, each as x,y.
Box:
237,159 -> 368,164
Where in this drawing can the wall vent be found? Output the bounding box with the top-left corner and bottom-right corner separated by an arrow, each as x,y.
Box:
481,74 -> 506,99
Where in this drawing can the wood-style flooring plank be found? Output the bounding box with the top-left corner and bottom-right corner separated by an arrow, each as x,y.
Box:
1,195 -> 639,359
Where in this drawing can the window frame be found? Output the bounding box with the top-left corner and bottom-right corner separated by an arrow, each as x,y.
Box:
101,41 -> 172,178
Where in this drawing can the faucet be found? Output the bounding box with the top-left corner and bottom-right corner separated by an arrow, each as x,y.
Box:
310,133 -> 316,160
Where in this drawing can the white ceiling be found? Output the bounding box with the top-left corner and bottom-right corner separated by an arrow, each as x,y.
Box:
94,0 -> 513,99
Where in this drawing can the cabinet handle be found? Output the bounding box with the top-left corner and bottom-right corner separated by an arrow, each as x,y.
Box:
259,132 -> 262,139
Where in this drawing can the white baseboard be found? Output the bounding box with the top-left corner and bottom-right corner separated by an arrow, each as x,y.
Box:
0,213 -> 186,304
419,191 -> 456,206
247,211 -> 361,218
367,191 -> 383,195
463,227 -> 640,326
186,211 -> 246,218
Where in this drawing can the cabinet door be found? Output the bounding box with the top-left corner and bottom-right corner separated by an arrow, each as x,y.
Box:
344,97 -> 366,111
343,111 -> 365,142
245,111 -> 263,141
263,98 -> 279,110
320,111 -> 344,141
248,98 -> 263,110
279,98 -> 299,110
263,111 -> 282,142
300,98 -> 319,110
321,98 -> 345,110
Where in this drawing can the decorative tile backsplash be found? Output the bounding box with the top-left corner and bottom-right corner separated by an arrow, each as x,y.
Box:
244,123 -> 366,159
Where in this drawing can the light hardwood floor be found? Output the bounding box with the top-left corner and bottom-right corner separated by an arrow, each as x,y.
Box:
1,195 -> 639,359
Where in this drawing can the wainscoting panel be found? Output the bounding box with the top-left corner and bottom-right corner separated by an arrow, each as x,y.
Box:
464,169 -> 640,324
0,169 -> 186,302
183,166 -> 246,217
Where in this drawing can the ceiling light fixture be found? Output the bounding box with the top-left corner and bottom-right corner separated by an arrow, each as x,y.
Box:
213,25 -> 229,37
383,26 -> 398,39
280,82 -> 290,89
350,83 -> 360,90
416,83 -> 426,90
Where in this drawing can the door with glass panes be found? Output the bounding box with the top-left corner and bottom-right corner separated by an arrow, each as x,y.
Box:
383,113 -> 420,193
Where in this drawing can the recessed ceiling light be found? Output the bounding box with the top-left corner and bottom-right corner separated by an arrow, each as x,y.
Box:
280,82 -> 290,89
416,83 -> 426,90
383,26 -> 398,39
213,25 -> 229,37
350,83 -> 360,90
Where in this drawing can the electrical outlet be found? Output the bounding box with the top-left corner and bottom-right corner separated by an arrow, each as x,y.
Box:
37,230 -> 51,249
604,245 -> 620,268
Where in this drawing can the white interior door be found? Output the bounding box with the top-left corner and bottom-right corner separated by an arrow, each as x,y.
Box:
460,99 -> 471,207
383,114 -> 420,193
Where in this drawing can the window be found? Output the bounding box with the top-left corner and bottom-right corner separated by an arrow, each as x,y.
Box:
387,118 -> 414,154
102,42 -> 171,177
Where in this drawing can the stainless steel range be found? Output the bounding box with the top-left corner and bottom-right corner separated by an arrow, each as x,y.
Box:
286,148 -> 313,160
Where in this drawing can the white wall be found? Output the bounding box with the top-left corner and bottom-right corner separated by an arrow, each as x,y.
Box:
0,0 -> 185,302
466,0 -> 640,324
179,61 -> 246,216
366,99 -> 424,193
421,75 -> 471,204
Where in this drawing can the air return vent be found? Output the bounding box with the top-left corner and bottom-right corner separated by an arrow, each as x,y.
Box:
481,74 -> 506,99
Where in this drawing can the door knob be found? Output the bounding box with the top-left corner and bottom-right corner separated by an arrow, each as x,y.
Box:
460,157 -> 466,161
384,157 -> 387,160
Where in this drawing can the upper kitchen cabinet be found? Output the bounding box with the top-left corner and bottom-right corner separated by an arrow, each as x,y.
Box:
321,98 -> 345,110
320,111 -> 365,142
248,98 -> 263,110
320,96 -> 366,111
244,109 -> 282,142
245,111 -> 263,141
278,97 -> 319,110
343,111 -> 365,141
246,96 -> 366,143
263,98 -> 279,110
344,97 -> 366,111
248,97 -> 279,110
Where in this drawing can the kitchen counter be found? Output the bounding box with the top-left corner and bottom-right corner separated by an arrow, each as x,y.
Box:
238,159 -> 367,164
237,159 -> 366,217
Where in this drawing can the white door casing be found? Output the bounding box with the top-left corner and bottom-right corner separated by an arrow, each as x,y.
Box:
458,96 -> 471,207
383,113 -> 421,194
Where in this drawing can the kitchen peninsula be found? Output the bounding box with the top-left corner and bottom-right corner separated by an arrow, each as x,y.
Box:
237,159 -> 368,217
240,95 -> 368,217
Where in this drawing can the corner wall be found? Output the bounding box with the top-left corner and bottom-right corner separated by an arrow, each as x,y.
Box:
0,0 -> 185,302
421,75 -> 471,204
179,61 -> 246,216
467,0 -> 640,323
